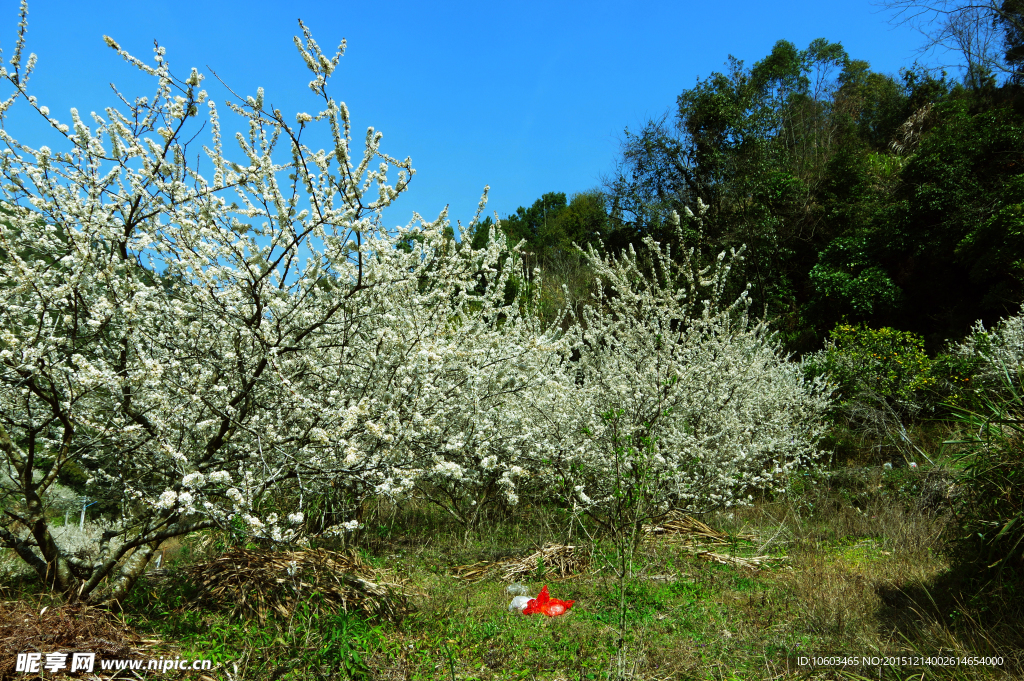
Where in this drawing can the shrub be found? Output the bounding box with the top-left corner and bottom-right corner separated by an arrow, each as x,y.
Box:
807,324 -> 934,406
803,324 -> 935,464
953,307 -> 1024,391
926,351 -> 984,413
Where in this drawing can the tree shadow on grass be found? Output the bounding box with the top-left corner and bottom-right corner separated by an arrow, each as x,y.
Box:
874,562 -> 1024,675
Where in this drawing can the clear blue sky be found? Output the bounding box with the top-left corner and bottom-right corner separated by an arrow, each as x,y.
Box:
3,1 -> 927,231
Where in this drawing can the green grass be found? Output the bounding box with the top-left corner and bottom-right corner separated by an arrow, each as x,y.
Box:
3,462 -> 1023,680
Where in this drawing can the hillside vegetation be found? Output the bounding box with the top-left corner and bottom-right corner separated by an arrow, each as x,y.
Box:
1,3 -> 1024,680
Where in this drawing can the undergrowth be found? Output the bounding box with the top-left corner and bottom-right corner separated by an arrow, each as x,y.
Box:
2,459 -> 1022,680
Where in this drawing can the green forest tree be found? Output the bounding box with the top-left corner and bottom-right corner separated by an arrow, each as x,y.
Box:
603,35 -> 1023,352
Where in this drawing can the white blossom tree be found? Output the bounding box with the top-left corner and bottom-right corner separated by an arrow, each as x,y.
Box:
953,305 -> 1024,382
549,209 -> 832,546
525,211 -> 832,679
0,4 -> 551,604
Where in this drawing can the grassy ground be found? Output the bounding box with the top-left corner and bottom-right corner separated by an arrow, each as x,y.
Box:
2,462 -> 1022,680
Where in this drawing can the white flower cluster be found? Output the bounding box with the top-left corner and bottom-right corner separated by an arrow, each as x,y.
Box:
49,518 -> 125,561
954,307 -> 1024,383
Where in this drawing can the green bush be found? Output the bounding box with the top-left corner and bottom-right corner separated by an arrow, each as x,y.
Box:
926,351 -> 984,413
807,324 -> 934,405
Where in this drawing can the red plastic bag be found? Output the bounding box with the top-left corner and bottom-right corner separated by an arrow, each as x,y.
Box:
521,585 -> 574,617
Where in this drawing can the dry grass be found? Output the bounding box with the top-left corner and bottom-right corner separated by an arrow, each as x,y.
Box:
643,511 -> 753,545
0,600 -> 150,681
164,546 -> 416,624
453,543 -> 592,583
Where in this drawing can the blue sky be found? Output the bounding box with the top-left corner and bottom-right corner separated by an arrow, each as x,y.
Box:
3,1 -> 927,232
